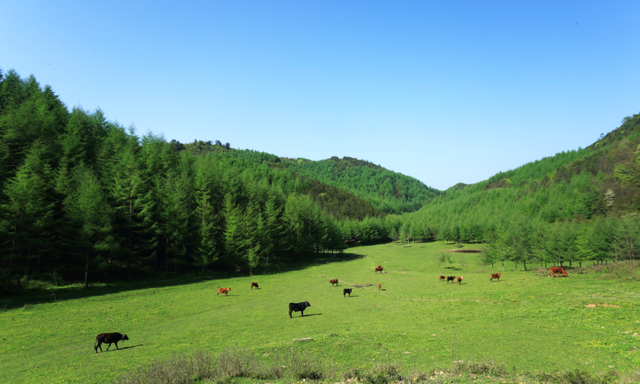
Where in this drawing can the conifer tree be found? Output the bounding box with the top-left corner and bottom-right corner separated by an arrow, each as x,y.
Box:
1,142 -> 55,285
68,166 -> 114,287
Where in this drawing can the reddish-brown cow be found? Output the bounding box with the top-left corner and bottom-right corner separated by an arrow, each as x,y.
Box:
490,273 -> 501,282
329,279 -> 338,286
456,276 -> 463,285
549,267 -> 569,278
250,282 -> 259,289
375,265 -> 384,273
217,287 -> 231,296
439,275 -> 446,282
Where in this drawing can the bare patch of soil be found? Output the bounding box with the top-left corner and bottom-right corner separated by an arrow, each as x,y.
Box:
585,303 -> 621,308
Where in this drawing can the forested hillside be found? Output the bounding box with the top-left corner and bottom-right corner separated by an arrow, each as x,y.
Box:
283,156 -> 441,214
388,114 -> 640,270
0,69 -> 359,290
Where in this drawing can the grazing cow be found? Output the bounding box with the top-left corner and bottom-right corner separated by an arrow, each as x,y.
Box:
549,267 -> 569,278
439,276 -> 446,282
378,283 -> 381,290
490,273 -> 501,282
343,288 -> 352,297
375,265 -> 384,273
250,282 -> 259,289
94,332 -> 129,353
289,301 -> 311,318
456,276 -> 463,285
329,279 -> 338,286
217,287 -> 231,296
446,276 -> 456,283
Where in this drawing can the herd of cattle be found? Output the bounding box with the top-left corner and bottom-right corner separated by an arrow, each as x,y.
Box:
94,264 -> 570,351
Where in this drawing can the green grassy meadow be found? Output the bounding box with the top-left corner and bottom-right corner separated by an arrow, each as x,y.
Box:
1,242 -> 640,383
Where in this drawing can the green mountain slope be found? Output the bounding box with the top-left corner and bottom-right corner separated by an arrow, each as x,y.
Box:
420,112 -> 640,224
282,156 -> 441,214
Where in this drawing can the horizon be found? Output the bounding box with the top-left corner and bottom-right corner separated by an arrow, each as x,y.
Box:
2,1 -> 639,190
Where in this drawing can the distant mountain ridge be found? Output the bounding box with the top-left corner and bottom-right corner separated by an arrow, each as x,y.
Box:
281,156 -> 441,214
174,140 -> 441,215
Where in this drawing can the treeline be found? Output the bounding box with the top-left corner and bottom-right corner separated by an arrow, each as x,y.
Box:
0,69 -> 351,290
283,156 -> 442,214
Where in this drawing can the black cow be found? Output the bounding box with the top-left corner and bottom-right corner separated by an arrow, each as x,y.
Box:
94,332 -> 129,353
289,301 -> 311,318
446,276 -> 456,283
343,288 -> 352,297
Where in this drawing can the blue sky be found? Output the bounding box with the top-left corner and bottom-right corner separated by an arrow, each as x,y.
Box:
2,1 -> 639,190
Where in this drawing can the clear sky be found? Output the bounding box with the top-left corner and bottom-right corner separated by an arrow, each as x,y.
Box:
2,1 -> 639,190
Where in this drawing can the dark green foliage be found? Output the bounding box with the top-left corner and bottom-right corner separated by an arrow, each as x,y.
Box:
0,70 -> 346,288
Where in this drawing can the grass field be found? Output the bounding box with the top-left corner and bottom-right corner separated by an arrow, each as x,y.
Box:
1,242 -> 639,383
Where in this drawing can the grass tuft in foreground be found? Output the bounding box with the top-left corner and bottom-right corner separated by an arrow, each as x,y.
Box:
114,346 -> 639,384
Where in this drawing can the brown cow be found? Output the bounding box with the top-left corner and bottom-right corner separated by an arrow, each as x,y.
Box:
375,265 -> 384,273
439,275 -> 446,281
378,283 -> 381,290
490,273 -> 501,282
446,276 -> 456,283
250,282 -> 259,289
217,287 -> 231,296
549,267 -> 569,278
94,332 -> 129,353
456,276 -> 463,285
329,279 -> 338,286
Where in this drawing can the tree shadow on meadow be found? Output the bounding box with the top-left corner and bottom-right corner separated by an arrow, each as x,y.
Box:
0,252 -> 365,310
262,252 -> 365,275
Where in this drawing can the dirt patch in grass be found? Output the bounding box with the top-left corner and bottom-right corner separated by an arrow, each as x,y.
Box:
585,303 -> 621,308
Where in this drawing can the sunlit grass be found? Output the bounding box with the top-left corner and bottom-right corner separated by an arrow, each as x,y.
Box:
1,242 -> 639,383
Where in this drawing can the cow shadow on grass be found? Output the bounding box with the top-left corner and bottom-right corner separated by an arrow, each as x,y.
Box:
0,252 -> 365,310
98,344 -> 143,353
118,344 -> 143,350
291,313 -> 322,318
344,295 -> 358,298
